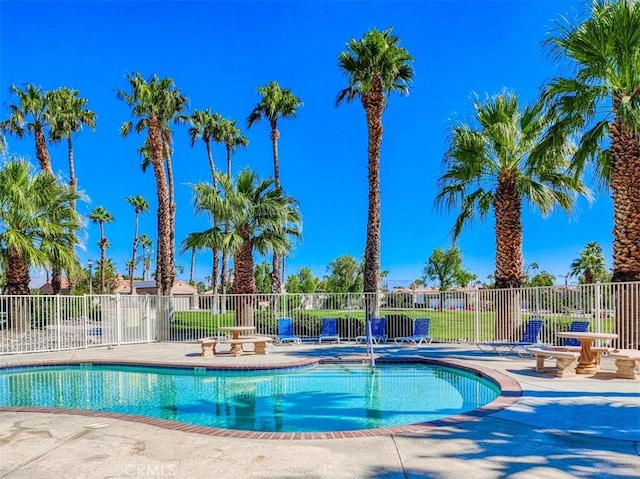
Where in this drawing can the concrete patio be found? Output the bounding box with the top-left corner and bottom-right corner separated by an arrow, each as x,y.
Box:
1,342 -> 639,478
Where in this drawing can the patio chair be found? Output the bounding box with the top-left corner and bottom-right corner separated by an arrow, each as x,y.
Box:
318,317 -> 340,344
355,317 -> 387,344
276,317 -> 301,345
477,318 -> 544,356
562,320 -> 590,346
394,318 -> 432,345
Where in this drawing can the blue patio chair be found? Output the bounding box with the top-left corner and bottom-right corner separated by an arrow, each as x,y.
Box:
477,318 -> 544,356
276,317 -> 301,345
319,317 -> 340,344
355,317 -> 387,344
394,318 -> 432,345
563,320 -> 590,346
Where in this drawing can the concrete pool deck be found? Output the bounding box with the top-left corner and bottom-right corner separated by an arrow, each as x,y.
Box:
1,342 -> 639,478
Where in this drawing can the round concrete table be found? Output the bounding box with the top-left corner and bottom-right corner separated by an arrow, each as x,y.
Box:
556,331 -> 618,374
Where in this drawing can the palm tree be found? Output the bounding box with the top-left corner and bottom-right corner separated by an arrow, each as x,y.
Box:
88,206 -> 114,294
47,87 -> 96,212
139,234 -> 153,280
216,118 -> 249,294
188,108 -> 223,294
126,195 -> 149,294
247,81 -> 302,295
159,96 -> 188,295
570,242 -> 609,284
117,72 -> 188,295
336,27 -> 414,317
247,81 -> 301,189
189,168 -> 302,326
435,92 -> 588,340
0,158 -> 82,329
46,87 -> 96,294
0,84 -> 54,173
544,0 -> 640,348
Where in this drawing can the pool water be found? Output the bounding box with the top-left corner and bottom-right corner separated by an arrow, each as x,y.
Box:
0,364 -> 500,433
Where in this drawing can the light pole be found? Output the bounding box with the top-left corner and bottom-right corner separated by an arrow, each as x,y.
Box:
87,260 -> 94,295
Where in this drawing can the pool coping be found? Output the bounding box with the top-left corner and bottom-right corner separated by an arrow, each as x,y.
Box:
0,356 -> 522,440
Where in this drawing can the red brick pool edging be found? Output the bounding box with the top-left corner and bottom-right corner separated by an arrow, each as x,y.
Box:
0,356 -> 522,440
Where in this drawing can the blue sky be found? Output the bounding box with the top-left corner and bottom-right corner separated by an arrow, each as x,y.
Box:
0,0 -> 611,288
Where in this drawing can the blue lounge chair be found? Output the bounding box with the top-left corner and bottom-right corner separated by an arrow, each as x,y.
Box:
477,318 -> 544,355
319,317 -> 340,344
563,320 -> 590,346
355,317 -> 387,344
276,317 -> 301,344
394,318 -> 432,345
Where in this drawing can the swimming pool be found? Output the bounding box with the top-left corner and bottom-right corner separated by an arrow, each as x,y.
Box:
0,362 -> 500,434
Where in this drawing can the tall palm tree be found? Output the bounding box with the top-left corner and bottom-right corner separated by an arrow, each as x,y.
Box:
216,118 -> 249,294
570,242 -> 609,284
88,206 -> 114,294
189,168 -> 302,325
435,92 -> 588,339
247,81 -> 301,189
0,84 -> 54,173
47,87 -> 96,212
544,0 -> 640,348
117,72 -> 188,295
126,195 -> 149,294
247,81 -> 302,295
336,27 -> 414,316
0,159 -> 82,329
159,96 -> 188,294
46,87 -> 96,294
188,108 -> 223,293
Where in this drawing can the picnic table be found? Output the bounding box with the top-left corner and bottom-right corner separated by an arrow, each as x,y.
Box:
556,331 -> 618,374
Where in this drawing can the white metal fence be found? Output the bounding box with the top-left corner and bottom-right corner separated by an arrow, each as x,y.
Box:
1,282 -> 638,355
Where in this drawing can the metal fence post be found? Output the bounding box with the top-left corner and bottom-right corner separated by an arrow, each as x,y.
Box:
116,294 -> 122,345
55,294 -> 61,351
594,282 -> 602,334
474,289 -> 480,343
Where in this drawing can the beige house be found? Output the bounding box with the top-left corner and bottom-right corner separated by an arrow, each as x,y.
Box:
114,277 -> 198,311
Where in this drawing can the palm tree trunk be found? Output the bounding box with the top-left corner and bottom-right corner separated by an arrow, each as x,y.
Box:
99,231 -> 107,294
234,232 -> 256,326
67,136 -> 77,212
205,138 -> 217,190
148,117 -> 172,295
221,248 -> 228,294
5,248 -> 31,296
189,247 -> 195,284
163,138 -> 177,293
610,118 -> 640,348
212,247 -> 219,293
268,128 -> 283,304
34,126 -> 52,173
361,83 -> 384,319
493,172 -> 523,340
270,125 -> 280,189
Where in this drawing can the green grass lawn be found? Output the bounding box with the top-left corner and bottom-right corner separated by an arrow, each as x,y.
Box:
171,308 -> 614,343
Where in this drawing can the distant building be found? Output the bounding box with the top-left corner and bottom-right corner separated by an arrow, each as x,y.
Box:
113,277 -> 198,310
389,286 -> 480,309
38,278 -> 72,295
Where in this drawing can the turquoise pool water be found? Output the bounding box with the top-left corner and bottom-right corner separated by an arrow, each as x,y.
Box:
0,363 -> 500,432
